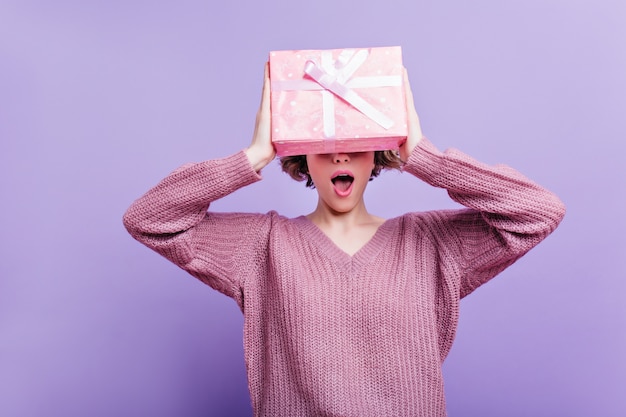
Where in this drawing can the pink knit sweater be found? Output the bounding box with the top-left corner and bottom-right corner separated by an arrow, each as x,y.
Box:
123,138 -> 565,416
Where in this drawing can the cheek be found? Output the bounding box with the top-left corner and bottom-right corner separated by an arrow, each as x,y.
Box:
306,164 -> 327,188
306,155 -> 332,178
358,156 -> 376,176
306,161 -> 319,176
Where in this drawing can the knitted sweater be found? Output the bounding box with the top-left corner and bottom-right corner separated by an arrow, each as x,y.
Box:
123,138 -> 565,417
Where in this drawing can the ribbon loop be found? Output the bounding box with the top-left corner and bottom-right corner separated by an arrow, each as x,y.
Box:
304,59 -> 395,131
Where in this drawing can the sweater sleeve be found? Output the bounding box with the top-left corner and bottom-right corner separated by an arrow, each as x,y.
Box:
403,138 -> 566,297
122,151 -> 271,302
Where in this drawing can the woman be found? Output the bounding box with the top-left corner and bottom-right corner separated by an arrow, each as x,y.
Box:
123,64 -> 565,416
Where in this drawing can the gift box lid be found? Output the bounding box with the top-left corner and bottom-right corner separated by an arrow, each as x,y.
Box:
269,46 -> 407,156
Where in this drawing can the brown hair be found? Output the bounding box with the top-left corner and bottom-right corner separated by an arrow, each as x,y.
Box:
280,150 -> 403,188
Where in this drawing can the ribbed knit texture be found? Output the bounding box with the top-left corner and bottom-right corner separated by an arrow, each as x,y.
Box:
123,138 -> 565,417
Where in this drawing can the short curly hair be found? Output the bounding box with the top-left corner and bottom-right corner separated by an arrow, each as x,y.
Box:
280,150 -> 403,188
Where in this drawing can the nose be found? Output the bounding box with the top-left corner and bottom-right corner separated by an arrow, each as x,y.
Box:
332,152 -> 350,163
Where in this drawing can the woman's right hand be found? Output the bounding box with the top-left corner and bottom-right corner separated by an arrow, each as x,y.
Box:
244,62 -> 276,172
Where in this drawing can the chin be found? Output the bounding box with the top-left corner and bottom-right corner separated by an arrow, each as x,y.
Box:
329,201 -> 358,214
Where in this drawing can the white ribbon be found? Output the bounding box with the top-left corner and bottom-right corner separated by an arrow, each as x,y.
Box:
304,59 -> 395,132
320,51 -> 335,139
272,49 -> 400,138
270,76 -> 402,91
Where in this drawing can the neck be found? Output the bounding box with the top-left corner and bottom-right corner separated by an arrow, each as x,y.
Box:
307,200 -> 375,230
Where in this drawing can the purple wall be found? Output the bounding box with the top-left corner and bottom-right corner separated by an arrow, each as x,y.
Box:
2,1 -> 624,416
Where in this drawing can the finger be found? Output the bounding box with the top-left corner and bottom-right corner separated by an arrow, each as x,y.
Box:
403,67 -> 417,114
259,62 -> 271,113
401,68 -> 424,155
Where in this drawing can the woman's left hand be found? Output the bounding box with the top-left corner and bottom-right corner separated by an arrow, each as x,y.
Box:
399,68 -> 424,162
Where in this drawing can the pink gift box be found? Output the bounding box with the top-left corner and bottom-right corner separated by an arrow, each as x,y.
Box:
269,46 -> 407,156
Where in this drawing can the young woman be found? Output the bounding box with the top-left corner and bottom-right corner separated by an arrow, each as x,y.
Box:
123,64 -> 565,417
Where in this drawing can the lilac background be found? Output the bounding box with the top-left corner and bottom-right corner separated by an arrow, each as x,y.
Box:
1,0 -> 624,416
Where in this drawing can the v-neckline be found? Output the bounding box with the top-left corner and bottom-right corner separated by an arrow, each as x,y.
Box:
293,215 -> 398,271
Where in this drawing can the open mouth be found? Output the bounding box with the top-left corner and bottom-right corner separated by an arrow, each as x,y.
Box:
331,173 -> 354,194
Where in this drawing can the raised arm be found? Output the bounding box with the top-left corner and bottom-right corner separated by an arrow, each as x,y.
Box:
405,138 -> 565,296
123,152 -> 271,298
401,70 -> 565,297
123,64 -> 277,300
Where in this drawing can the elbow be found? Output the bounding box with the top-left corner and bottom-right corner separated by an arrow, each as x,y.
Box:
510,191 -> 567,240
122,203 -> 144,239
539,192 -> 567,237
122,209 -> 133,234
551,193 -> 567,227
